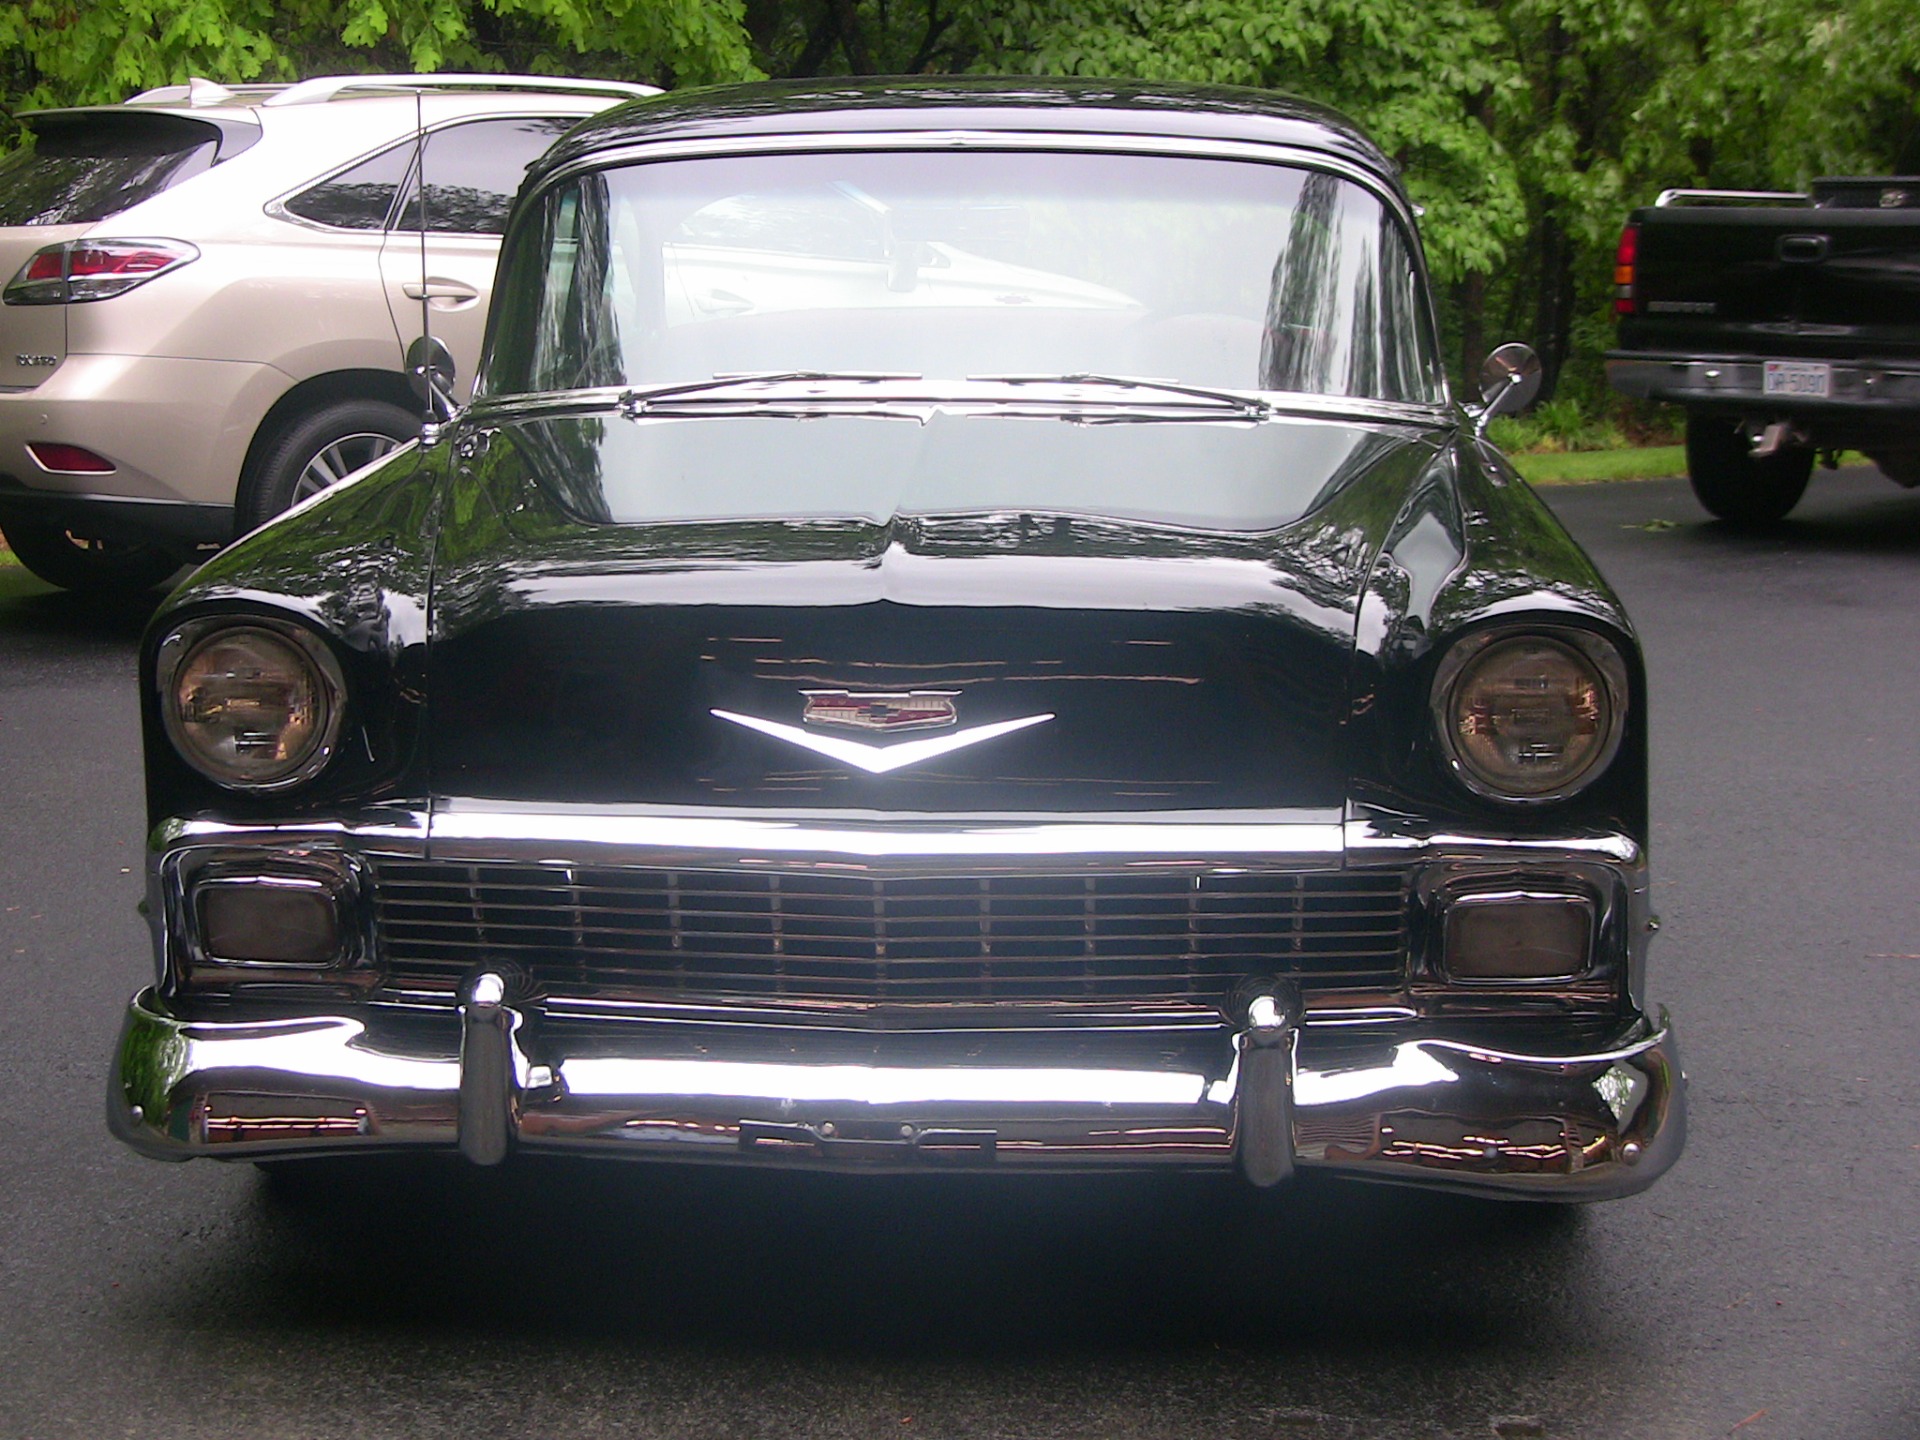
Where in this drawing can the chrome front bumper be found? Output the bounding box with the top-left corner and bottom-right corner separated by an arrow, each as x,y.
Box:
109,985 -> 1685,1201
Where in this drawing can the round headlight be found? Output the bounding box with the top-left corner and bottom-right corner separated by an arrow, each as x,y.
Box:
1432,630 -> 1626,802
160,623 -> 345,789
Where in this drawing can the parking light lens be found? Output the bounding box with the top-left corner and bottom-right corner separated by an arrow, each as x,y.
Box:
1434,632 -> 1626,802
1445,891 -> 1594,980
161,623 -> 345,789
198,879 -> 341,966
3,238 -> 198,304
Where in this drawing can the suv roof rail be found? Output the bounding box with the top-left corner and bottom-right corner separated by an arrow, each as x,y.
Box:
261,73 -> 660,107
127,78 -> 292,106
1653,188 -> 1811,208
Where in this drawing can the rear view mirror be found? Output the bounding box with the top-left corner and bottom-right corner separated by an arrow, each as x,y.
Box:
1476,342 -> 1542,434
406,335 -> 458,422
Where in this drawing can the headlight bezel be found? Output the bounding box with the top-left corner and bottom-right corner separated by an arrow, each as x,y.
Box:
1429,625 -> 1629,806
156,617 -> 348,792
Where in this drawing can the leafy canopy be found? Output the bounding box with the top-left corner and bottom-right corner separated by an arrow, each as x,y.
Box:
3,0 -> 1916,402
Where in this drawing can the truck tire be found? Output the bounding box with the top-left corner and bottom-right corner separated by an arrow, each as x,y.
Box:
0,518 -> 182,595
238,399 -> 417,533
1684,413 -> 1813,525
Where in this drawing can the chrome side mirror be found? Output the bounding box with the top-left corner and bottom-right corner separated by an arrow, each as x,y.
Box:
406,335 -> 459,423
1474,342 -> 1542,436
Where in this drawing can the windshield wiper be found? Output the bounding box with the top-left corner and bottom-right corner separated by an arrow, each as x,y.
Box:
966,372 -> 1272,420
618,371 -> 922,417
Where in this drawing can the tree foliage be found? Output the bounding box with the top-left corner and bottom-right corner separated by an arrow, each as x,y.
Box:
2,0 -> 1916,406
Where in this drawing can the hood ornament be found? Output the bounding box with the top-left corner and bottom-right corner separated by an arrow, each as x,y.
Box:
713,696 -> 1052,775
803,690 -> 957,733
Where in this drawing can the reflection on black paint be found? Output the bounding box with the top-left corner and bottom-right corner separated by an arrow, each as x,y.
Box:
419,410 -> 1455,813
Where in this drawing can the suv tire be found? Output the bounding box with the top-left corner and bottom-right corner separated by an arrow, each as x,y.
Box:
1,519 -> 182,595
1685,412 -> 1814,525
240,399 -> 419,532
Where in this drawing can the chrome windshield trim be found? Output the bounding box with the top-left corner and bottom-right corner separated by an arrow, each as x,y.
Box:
465,378 -> 1450,431
534,128 -> 1425,234
967,371 -> 1272,419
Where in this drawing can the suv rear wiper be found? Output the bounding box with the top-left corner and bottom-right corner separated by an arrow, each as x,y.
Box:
966,372 -> 1272,420
618,371 -> 922,417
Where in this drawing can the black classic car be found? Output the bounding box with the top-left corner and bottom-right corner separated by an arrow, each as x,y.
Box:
110,79 -> 1685,1200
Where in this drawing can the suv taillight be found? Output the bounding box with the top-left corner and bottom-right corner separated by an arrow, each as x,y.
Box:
3,239 -> 199,305
1612,224 -> 1638,316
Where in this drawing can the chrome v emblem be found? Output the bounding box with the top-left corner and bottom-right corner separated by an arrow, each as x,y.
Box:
711,708 -> 1053,775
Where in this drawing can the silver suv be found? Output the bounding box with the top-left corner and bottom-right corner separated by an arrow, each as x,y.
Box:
0,73 -> 654,593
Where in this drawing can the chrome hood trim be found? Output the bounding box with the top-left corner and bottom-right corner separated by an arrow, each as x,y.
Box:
422,801 -> 1349,868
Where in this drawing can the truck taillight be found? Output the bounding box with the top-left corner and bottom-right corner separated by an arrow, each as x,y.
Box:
1613,224 -> 1639,316
3,239 -> 199,305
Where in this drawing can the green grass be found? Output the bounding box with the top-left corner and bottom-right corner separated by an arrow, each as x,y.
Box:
1512,445 -> 1687,486
0,557 -> 56,599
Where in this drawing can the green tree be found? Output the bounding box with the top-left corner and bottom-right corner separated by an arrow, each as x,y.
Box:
4,0 -> 1916,416
0,0 -> 760,121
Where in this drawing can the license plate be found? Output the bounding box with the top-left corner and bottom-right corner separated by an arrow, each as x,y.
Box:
1764,361 -> 1831,398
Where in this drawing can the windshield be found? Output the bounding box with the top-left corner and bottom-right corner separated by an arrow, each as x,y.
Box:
483,149 -> 1443,405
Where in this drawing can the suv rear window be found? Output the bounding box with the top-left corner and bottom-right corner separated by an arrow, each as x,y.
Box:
0,113 -> 223,226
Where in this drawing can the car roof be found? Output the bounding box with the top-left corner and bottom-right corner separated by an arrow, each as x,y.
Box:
541,77 -> 1398,185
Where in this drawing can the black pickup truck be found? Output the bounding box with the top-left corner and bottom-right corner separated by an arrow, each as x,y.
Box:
1606,178 -> 1920,523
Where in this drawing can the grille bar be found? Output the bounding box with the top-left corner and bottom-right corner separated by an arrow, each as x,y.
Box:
371,860 -> 1408,1006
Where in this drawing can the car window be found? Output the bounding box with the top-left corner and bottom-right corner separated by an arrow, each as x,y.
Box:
280,141 -> 414,231
676,185 -> 887,261
393,116 -> 579,237
0,113 -> 220,226
487,150 -> 1445,404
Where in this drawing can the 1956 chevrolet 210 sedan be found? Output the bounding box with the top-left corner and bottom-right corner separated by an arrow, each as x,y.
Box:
110,78 -> 1685,1200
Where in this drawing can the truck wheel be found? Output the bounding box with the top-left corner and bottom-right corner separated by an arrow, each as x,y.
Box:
0,518 -> 182,595
1684,413 -> 1814,525
239,399 -> 417,533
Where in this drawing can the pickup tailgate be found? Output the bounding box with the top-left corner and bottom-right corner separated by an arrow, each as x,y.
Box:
1628,206 -> 1920,359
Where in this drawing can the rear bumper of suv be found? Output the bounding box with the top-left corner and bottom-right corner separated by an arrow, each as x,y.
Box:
0,351 -> 287,528
0,474 -> 231,549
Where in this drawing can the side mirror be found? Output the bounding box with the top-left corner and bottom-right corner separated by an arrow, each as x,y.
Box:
406,335 -> 459,423
1474,342 -> 1542,435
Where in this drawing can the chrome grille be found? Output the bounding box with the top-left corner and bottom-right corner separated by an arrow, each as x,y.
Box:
370,860 -> 1408,1005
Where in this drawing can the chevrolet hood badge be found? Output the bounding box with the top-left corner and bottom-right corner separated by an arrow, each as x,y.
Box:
712,705 -> 1053,775
802,690 -> 958,733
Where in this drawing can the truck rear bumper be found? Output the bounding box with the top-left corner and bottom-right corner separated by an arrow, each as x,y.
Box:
1606,352 -> 1920,420
109,985 -> 1685,1201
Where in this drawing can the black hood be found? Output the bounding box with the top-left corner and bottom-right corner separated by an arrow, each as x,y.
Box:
425,410 -> 1445,813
